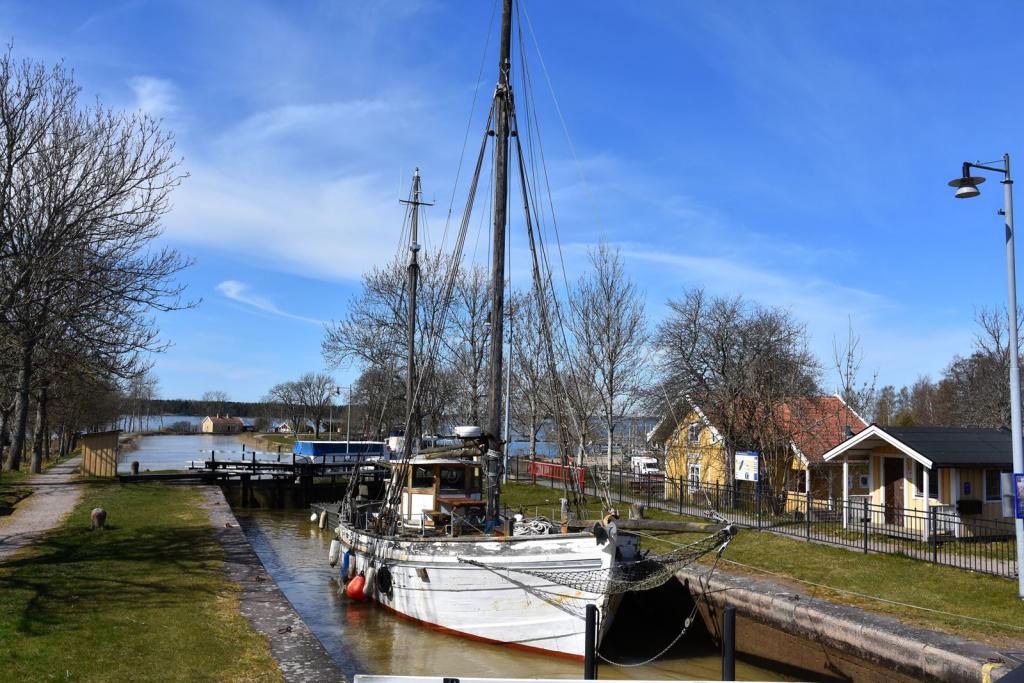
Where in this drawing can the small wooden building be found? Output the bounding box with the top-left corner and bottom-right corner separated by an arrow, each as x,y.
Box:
821,425 -> 1014,537
201,415 -> 245,434
81,430 -> 121,477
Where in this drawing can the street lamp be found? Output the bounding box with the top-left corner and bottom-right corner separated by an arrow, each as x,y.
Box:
949,153 -> 1024,598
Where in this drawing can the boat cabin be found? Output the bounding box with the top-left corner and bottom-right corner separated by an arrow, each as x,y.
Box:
397,457 -> 486,534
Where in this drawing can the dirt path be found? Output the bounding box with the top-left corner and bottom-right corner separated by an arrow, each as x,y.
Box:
0,456 -> 82,564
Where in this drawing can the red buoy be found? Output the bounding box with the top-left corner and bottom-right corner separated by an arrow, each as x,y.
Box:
346,573 -> 366,601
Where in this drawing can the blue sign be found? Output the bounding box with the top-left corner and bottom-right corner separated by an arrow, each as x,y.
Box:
1015,473 -> 1024,520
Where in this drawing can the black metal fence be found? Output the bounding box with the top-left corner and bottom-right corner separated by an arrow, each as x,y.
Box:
510,459 -> 1018,579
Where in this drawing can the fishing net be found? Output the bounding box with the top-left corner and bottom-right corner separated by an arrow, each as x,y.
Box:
458,527 -> 735,595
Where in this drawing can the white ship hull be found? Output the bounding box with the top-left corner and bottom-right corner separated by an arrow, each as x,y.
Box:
338,525 -> 633,658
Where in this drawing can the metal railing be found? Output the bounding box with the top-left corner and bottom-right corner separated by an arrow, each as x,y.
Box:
511,459 -> 1018,579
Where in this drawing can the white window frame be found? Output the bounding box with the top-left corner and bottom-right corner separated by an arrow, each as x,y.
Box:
687,462 -> 701,492
687,423 -> 701,445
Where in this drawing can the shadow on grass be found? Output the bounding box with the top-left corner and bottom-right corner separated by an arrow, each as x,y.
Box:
0,483 -> 228,640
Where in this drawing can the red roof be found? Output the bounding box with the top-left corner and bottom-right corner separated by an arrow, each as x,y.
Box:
781,396 -> 868,463
206,415 -> 244,426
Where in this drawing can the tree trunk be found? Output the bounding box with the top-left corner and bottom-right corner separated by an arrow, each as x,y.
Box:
607,420 -> 614,477
31,394 -> 44,473
41,386 -> 49,462
6,341 -> 34,471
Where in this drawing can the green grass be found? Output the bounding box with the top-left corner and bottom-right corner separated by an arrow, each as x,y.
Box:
503,482 -> 1024,645
0,482 -> 282,682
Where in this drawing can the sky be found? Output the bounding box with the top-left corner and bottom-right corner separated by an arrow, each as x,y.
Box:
3,1 -> 1023,402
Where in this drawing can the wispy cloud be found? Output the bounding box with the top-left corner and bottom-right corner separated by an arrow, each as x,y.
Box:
215,280 -> 324,325
128,76 -> 178,118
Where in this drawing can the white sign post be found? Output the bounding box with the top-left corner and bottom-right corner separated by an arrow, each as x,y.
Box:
735,451 -> 759,482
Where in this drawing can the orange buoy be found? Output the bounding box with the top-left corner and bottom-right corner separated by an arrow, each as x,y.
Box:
346,573 -> 367,601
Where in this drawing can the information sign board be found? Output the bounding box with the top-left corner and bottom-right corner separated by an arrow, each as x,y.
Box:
735,451 -> 759,482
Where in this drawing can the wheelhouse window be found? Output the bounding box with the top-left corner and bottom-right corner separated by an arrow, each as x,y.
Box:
687,424 -> 702,445
913,462 -> 939,499
412,466 -> 434,489
985,469 -> 1007,502
439,467 -> 467,493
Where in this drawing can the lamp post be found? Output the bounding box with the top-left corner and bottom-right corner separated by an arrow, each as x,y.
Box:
949,153 -> 1024,598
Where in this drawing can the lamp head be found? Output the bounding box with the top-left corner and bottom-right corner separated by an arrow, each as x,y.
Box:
948,174 -> 985,199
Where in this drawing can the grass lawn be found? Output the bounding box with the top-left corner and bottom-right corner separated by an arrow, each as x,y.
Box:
0,481 -> 282,682
503,481 -> 1024,646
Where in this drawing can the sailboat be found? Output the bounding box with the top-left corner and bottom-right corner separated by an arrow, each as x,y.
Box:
332,0 -> 732,659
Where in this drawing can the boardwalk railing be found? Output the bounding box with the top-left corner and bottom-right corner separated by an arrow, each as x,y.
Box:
512,460 -> 1018,579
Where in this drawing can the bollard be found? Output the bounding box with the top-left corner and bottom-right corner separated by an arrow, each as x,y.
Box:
722,604 -> 736,681
584,603 -> 597,679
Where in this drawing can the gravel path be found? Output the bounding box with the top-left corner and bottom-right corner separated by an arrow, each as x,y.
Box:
0,456 -> 83,564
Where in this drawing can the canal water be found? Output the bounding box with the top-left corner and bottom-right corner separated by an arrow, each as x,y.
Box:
118,433 -> 272,473
130,435 -> 795,679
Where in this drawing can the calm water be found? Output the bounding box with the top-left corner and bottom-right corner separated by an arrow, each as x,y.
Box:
119,433 -> 269,473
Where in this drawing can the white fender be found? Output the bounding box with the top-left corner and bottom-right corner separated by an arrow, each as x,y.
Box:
309,511 -> 319,523
318,510 -> 327,529
328,539 -> 341,567
362,566 -> 376,599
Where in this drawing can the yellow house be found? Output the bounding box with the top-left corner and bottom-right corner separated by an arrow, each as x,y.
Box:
821,425 -> 1015,538
660,396 -> 869,505
662,404 -> 729,498
201,415 -> 245,434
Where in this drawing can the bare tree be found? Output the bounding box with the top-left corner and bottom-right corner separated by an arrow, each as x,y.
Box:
295,372 -> 337,439
201,390 -> 230,417
570,242 -> 648,474
509,290 -> 554,462
264,382 -> 304,436
832,317 -> 877,421
0,52 -> 190,472
654,288 -> 819,496
444,264 -> 491,425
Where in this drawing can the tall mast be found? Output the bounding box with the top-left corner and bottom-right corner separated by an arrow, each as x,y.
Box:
486,0 -> 513,519
401,168 -> 431,459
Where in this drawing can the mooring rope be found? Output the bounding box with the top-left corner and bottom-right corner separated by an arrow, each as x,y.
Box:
597,543 -> 728,667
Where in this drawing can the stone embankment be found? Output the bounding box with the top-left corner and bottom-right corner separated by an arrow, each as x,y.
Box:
679,565 -> 1015,682
201,485 -> 344,683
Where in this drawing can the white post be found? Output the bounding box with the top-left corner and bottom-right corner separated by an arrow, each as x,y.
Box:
951,469 -> 961,538
805,464 -> 811,496
1002,158 -> 1024,599
842,457 -> 849,529
922,467 -> 931,541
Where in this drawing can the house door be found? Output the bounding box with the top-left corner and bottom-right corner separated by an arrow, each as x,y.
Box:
883,457 -> 904,525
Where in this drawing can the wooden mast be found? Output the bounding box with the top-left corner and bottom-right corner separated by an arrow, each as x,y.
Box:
486,0 -> 513,519
401,169 -> 431,459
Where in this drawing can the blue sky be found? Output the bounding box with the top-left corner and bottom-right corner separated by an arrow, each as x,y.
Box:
4,1 -> 1023,402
